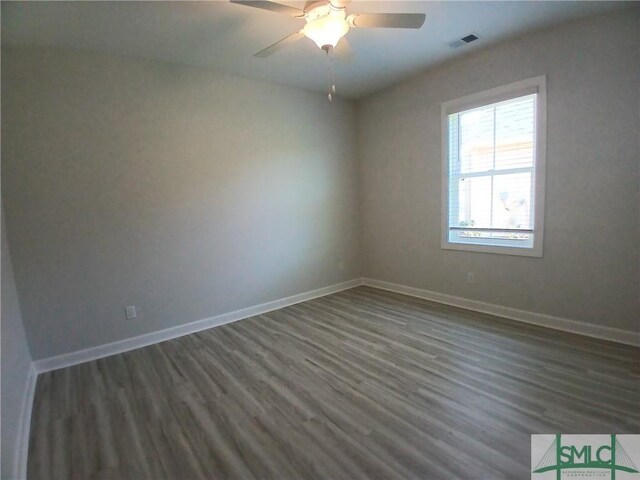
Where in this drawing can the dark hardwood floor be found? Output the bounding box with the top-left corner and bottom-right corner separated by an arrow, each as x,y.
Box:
27,286 -> 640,479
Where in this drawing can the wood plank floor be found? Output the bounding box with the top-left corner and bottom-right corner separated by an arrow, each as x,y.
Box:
28,286 -> 640,479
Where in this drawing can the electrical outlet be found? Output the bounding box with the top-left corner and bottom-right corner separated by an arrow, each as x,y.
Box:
338,261 -> 345,271
466,272 -> 475,284
125,305 -> 136,320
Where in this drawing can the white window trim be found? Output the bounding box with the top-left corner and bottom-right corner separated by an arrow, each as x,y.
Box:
440,75 -> 547,257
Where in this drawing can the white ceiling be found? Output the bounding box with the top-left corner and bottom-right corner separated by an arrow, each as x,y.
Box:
1,1 -> 628,98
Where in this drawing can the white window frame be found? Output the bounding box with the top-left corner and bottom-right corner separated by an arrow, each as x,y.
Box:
441,75 -> 546,257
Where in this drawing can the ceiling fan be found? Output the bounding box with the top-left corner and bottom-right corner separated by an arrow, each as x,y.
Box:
230,0 -> 426,93
230,0 -> 425,56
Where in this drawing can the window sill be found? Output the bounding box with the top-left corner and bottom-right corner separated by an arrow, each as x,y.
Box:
441,241 -> 543,257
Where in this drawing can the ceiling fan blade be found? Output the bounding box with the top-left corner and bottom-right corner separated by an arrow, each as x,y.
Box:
254,31 -> 305,57
334,38 -> 355,63
230,0 -> 305,18
348,13 -> 425,29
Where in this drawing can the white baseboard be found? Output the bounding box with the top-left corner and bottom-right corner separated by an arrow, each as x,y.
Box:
362,278 -> 640,347
33,278 -> 364,373
32,275 -> 639,373
15,363 -> 37,479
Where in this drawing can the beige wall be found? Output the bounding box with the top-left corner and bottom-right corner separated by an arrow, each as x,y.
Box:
2,49 -> 360,359
358,8 -> 640,333
2,7 -> 639,366
1,206 -> 33,479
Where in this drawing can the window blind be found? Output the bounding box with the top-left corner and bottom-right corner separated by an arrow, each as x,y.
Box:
447,94 -> 537,248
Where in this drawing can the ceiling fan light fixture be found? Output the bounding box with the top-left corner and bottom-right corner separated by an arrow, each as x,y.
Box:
302,12 -> 350,49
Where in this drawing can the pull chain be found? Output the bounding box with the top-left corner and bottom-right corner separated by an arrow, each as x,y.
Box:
323,45 -> 336,102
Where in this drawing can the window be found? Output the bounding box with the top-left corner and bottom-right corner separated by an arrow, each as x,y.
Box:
441,76 -> 546,256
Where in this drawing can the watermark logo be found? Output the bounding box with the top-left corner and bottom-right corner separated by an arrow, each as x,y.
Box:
531,434 -> 640,480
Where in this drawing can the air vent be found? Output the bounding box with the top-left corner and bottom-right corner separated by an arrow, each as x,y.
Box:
449,33 -> 479,48
461,34 -> 479,43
